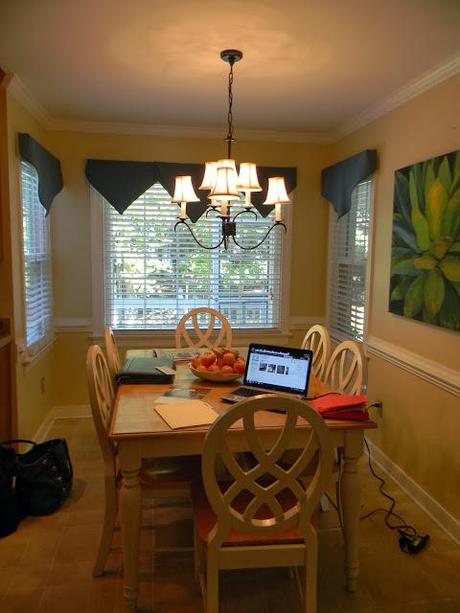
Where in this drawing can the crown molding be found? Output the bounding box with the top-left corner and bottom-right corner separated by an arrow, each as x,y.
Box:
5,52 -> 460,145
336,51 -> 460,139
47,117 -> 332,144
6,74 -> 52,127
5,73 -> 330,144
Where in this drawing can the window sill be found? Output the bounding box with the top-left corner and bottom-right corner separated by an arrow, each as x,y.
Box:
90,327 -> 293,348
20,336 -> 56,371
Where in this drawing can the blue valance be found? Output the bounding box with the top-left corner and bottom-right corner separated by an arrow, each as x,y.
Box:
321,150 -> 377,218
85,159 -> 297,223
18,134 -> 63,214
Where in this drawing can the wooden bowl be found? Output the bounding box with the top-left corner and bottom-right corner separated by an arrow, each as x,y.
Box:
189,365 -> 242,383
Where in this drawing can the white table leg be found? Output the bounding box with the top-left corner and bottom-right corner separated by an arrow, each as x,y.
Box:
340,430 -> 363,592
119,442 -> 142,612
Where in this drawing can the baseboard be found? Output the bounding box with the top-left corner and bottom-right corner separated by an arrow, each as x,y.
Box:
33,405 -> 91,442
366,438 -> 460,546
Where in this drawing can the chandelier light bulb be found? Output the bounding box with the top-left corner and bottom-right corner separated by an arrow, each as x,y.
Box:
209,165 -> 240,201
172,175 -> 200,219
199,161 -> 218,192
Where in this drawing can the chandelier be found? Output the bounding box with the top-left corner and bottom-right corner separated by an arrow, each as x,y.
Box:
172,49 -> 291,250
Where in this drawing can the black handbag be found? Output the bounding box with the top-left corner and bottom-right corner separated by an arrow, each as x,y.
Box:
0,439 -> 73,517
0,446 -> 23,537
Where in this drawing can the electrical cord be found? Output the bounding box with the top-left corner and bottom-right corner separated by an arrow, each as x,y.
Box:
361,437 -> 430,554
305,392 -> 341,401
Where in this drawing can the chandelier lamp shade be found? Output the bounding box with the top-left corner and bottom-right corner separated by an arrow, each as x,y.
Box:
173,49 -> 291,250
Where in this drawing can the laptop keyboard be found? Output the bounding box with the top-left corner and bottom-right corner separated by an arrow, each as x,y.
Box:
233,387 -> 265,397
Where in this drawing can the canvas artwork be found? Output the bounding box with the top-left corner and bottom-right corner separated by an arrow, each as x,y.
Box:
389,150 -> 460,331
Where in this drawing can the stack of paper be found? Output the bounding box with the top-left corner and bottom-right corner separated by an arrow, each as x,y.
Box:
311,394 -> 369,420
154,400 -> 218,429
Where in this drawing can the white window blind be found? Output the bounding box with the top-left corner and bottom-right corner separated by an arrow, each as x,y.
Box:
328,179 -> 372,341
20,161 -> 53,351
103,183 -> 283,330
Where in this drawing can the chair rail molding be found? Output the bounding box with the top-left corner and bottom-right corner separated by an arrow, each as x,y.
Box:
366,335 -> 460,397
289,316 -> 325,330
55,318 -> 92,332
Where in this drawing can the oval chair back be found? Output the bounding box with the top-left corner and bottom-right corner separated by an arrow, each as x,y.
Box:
104,326 -> 121,382
301,324 -> 331,380
175,307 -> 232,349
86,345 -> 116,467
324,340 -> 363,395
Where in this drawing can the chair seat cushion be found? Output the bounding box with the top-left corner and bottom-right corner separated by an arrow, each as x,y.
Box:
191,481 -> 316,547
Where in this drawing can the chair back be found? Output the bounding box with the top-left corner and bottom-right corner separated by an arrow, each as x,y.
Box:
301,324 -> 331,380
86,345 -> 116,468
202,395 -> 333,547
104,326 -> 121,381
324,340 -> 363,395
175,307 -> 232,349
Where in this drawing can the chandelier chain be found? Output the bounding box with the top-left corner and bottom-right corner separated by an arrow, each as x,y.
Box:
226,59 -> 235,159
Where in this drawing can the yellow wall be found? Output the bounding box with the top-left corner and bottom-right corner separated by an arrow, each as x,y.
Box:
0,83 -> 14,320
333,74 -> 460,519
45,130 -> 331,404
45,131 -> 330,321
6,94 -> 57,438
6,73 -> 460,522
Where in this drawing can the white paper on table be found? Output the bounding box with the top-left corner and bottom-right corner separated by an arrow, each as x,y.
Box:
154,400 -> 218,429
154,396 -> 192,404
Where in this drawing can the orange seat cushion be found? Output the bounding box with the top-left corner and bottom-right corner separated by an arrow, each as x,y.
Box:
191,481 -> 316,547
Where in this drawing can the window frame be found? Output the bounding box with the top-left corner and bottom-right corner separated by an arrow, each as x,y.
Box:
90,187 -> 293,344
326,178 -> 375,345
18,160 -> 54,359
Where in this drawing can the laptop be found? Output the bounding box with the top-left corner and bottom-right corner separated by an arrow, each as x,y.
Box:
221,343 -> 313,403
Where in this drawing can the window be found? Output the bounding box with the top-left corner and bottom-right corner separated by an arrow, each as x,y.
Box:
327,179 -> 373,342
20,161 -> 53,351
102,183 -> 285,330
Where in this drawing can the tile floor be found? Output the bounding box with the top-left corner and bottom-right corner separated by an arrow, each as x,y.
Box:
0,416 -> 459,612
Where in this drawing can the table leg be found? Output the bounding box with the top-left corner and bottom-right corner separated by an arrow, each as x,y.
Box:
119,443 -> 142,612
340,430 -> 363,592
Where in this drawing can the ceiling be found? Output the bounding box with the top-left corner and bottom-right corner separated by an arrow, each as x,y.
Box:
0,0 -> 459,138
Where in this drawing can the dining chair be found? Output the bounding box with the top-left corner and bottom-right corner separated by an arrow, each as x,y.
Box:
104,325 -> 121,382
301,324 -> 331,380
175,307 -> 232,350
191,394 -> 334,613
324,340 -> 364,396
86,345 -> 199,577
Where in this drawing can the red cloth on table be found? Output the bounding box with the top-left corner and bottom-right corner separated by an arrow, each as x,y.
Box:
311,394 -> 369,420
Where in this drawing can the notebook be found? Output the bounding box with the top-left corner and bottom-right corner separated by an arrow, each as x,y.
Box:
221,343 -> 313,403
311,394 -> 369,420
154,400 -> 218,429
116,357 -> 175,385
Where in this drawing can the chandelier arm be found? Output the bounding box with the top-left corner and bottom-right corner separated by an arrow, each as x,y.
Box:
232,209 -> 258,222
231,222 -> 287,251
174,220 -> 226,250
205,207 -> 220,219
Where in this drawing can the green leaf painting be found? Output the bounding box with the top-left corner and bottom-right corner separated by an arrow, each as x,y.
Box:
389,150 -> 460,332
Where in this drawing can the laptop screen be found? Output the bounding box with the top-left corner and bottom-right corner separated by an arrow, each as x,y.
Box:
243,343 -> 313,396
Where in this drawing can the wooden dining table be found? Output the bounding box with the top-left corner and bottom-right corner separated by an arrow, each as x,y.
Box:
110,363 -> 376,612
